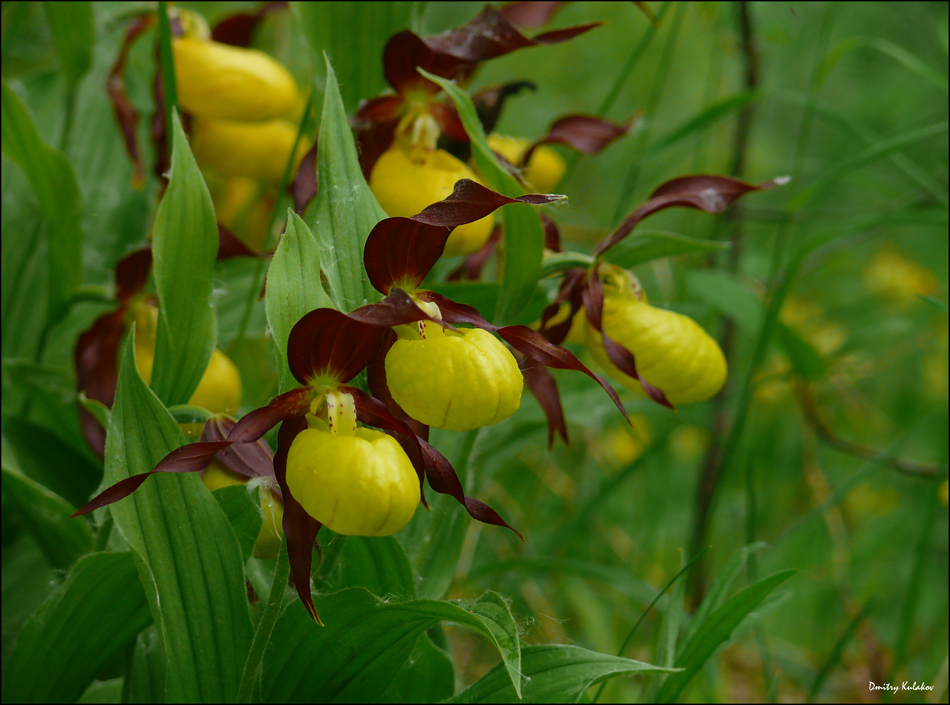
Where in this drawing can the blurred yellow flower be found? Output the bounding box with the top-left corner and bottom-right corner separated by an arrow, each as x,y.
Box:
487,134 -> 566,193
864,245 -> 938,307
597,416 -> 651,467
192,117 -> 310,183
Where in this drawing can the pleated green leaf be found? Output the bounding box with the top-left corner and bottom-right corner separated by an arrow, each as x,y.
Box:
306,59 -> 387,311
1,79 -> 84,321
263,587 -> 523,702
265,210 -> 337,392
0,456 -> 93,570
333,535 -> 416,598
449,644 -> 676,703
422,71 -> 546,324
378,634 -> 455,704
105,332 -> 253,702
123,626 -> 167,705
212,484 -> 264,563
3,551 -> 151,704
150,110 -> 218,407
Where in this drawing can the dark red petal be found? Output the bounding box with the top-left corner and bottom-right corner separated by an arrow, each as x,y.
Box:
227,387 -> 314,443
429,101 -> 469,143
286,309 -> 388,386
201,417 -> 278,492
364,180 -> 564,294
383,30 -> 467,94
593,174 -> 786,256
418,438 -> 523,540
75,308 -> 127,457
526,114 -> 634,164
114,246 -> 153,302
107,14 -> 154,187
71,440 -> 230,518
354,95 -> 405,125
292,142 -> 318,215
348,288 -> 451,331
521,357 -> 568,448
470,81 -> 536,136
217,224 -> 271,261
210,2 -> 288,47
499,1 -> 568,28
582,272 -> 673,409
541,214 -> 561,252
273,415 -> 323,624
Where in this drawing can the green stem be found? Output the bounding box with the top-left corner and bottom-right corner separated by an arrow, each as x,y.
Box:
236,536 -> 290,703
157,1 -> 177,155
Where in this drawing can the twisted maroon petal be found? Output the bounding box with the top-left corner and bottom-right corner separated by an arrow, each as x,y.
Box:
524,114 -> 635,166
520,357 -> 568,448
227,387 -> 314,443
286,309 -> 388,386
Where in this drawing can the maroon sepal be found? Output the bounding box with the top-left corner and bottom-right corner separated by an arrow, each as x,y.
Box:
594,174 -> 786,256
273,415 -> 324,624
382,6 -> 599,94
349,289 -> 450,331
70,440 -> 232,518
542,215 -> 561,252
470,81 -> 536,136
521,357 -> 568,448
107,14 -> 155,187
210,2 -> 289,47
201,416 -> 279,495
227,387 -> 313,443
418,437 -> 523,540
286,309 -> 388,386
499,1 -> 568,29
364,180 -> 565,294
524,114 -> 635,165
354,118 -> 398,180
429,101 -> 469,142
538,267 -> 586,344
114,247 -> 154,302
420,291 -> 630,425
582,270 -> 673,409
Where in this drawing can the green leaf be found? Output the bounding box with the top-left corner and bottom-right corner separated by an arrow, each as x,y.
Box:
3,551 -> 152,704
105,332 -> 253,702
42,2 -> 94,91
918,294 -> 949,314
150,110 -> 218,407
0,456 -> 93,570
423,70 -> 546,324
775,321 -> 828,381
605,229 -> 730,269
449,644 -> 676,703
167,404 -> 213,425
646,91 -> 760,155
378,633 -> 455,704
123,626 -> 167,705
213,484 -> 264,563
265,210 -> 337,392
264,587 -> 524,701
333,535 -> 417,598
306,58 -> 387,312
294,2 -> 414,113
654,569 -> 796,703
1,79 -> 84,320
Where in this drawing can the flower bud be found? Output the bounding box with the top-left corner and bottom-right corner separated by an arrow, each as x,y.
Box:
487,134 -> 566,193
586,286 -> 727,404
386,324 -> 523,431
369,145 -> 495,257
173,36 -> 301,122
286,418 -> 419,537
192,117 -> 310,182
202,462 -> 283,558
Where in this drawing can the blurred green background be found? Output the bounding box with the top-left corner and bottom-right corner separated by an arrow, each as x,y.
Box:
3,2 -> 947,702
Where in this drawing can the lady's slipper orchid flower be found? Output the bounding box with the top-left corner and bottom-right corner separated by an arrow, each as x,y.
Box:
537,174 -> 789,413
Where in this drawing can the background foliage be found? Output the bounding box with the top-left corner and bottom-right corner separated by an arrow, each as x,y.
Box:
2,2 -> 947,703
